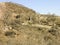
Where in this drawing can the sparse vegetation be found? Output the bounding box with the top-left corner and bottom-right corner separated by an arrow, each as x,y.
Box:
0,2 -> 60,45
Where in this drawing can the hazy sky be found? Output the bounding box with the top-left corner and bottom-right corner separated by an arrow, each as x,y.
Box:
0,0 -> 60,15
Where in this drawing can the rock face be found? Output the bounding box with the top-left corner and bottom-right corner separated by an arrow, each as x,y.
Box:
0,2 -> 60,45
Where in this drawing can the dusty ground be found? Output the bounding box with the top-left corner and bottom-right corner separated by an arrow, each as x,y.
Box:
0,2 -> 60,45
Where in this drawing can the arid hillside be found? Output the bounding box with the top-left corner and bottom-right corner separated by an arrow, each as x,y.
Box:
0,2 -> 60,45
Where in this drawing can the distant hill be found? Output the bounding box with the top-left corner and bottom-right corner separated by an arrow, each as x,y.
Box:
0,2 -> 60,45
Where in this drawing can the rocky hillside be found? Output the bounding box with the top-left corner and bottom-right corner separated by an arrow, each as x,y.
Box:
0,2 -> 60,45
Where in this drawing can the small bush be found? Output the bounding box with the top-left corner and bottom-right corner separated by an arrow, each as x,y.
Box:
5,31 -> 16,37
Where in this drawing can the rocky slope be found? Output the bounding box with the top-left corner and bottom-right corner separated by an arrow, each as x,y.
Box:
0,2 -> 60,45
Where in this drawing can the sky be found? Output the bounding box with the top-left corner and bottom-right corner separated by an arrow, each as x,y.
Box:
0,0 -> 60,15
